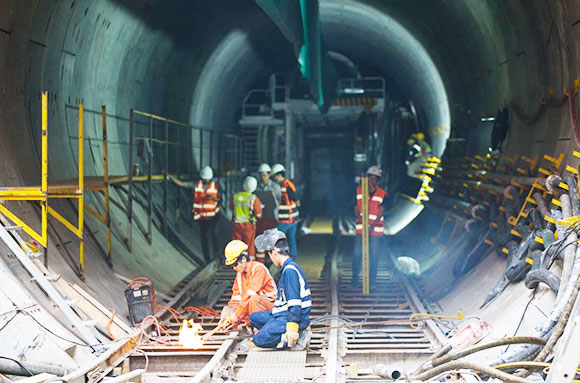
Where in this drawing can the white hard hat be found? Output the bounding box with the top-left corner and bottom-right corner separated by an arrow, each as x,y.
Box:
271,163 -> 285,175
243,176 -> 258,193
367,165 -> 382,178
200,166 -> 213,180
258,163 -> 271,173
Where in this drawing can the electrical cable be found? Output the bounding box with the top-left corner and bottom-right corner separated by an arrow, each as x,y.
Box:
0,356 -> 33,376
18,310 -> 99,352
504,288 -> 537,352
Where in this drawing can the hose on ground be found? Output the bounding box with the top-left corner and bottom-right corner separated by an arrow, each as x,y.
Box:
515,277 -> 580,378
430,336 -> 546,368
412,360 -> 530,383
487,236 -> 580,366
524,269 -> 560,293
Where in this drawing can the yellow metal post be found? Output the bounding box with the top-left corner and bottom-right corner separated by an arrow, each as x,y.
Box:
102,105 -> 112,264
78,103 -> 85,280
40,91 -> 48,246
361,176 -> 370,295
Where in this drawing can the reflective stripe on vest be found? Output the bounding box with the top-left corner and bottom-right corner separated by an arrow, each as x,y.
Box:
193,180 -> 219,220
233,191 -> 256,224
279,179 -> 298,223
356,186 -> 387,236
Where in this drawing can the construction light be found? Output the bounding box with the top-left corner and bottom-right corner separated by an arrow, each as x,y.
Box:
481,117 -> 495,122
344,88 -> 364,94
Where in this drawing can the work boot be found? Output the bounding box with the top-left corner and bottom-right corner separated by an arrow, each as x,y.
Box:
291,327 -> 312,351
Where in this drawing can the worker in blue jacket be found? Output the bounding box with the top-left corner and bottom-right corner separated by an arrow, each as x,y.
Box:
249,228 -> 312,350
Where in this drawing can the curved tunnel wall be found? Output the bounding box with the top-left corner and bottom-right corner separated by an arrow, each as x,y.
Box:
0,0 -> 580,303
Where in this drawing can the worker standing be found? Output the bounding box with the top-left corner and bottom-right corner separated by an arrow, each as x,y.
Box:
353,166 -> 387,287
250,229 -> 311,350
256,163 -> 281,234
169,165 -> 219,262
231,176 -> 262,259
255,163 -> 281,263
219,240 -> 277,329
271,164 -> 300,257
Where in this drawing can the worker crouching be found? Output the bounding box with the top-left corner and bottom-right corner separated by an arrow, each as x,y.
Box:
219,240 -> 277,329
250,229 -> 312,350
231,176 -> 262,259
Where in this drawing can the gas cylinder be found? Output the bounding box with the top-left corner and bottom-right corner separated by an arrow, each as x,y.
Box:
448,320 -> 492,350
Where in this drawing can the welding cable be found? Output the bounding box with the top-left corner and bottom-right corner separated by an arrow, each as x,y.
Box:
138,315 -> 172,345
429,337 -> 547,368
134,348 -> 150,372
413,361 -> 530,383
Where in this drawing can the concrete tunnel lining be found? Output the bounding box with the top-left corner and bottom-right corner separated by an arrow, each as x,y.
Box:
1,0 -> 580,377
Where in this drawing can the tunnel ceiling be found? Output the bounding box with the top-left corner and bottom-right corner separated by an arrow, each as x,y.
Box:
0,0 -> 576,183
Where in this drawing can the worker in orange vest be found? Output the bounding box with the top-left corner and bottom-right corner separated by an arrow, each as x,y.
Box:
353,165 -> 387,287
219,240 -> 277,328
169,165 -> 220,262
271,164 -> 300,257
231,176 -> 262,259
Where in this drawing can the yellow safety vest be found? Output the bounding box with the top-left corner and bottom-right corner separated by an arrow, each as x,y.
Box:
233,191 -> 257,224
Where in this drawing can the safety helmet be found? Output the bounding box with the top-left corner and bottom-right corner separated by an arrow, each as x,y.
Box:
200,166 -> 213,180
271,163 -> 285,175
416,132 -> 425,140
254,228 -> 289,253
367,165 -> 382,178
224,240 -> 248,266
258,163 -> 271,173
407,138 -> 415,146
243,176 -> 258,193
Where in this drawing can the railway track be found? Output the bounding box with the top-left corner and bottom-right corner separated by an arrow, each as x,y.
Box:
116,235 -> 444,383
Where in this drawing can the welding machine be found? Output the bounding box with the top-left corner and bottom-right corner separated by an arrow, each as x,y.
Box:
124,277 -> 157,326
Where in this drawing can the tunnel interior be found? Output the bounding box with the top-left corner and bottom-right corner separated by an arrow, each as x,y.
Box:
1,0 -> 580,379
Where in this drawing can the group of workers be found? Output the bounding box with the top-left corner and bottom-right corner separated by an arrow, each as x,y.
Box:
170,162 -> 388,350
169,162 -> 300,263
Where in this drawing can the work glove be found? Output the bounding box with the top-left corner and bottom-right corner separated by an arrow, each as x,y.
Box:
284,322 -> 300,348
219,305 -> 237,329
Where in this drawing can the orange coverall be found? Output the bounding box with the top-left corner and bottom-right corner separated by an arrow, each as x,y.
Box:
227,261 -> 277,323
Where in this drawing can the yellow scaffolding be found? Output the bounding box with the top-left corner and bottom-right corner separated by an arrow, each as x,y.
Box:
0,95 -> 104,280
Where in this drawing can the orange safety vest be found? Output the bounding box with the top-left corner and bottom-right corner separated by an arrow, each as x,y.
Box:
278,179 -> 299,223
193,180 -> 219,220
356,186 -> 387,236
228,261 -> 277,316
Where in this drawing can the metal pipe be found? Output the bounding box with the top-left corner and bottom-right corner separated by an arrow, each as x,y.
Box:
147,116 -> 153,244
0,358 -> 70,377
127,109 -> 135,251
373,364 -> 401,380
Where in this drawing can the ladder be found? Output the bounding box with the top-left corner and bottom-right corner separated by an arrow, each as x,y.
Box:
0,214 -> 100,346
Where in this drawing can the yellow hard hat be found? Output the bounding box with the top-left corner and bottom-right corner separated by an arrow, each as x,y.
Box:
224,240 -> 248,266
407,138 -> 415,146
416,132 -> 425,140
